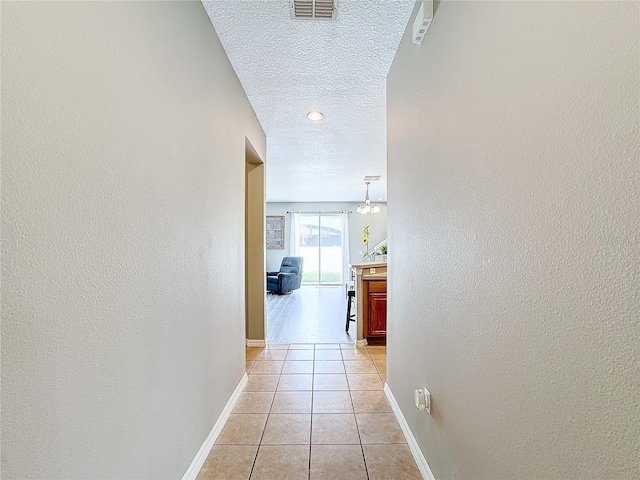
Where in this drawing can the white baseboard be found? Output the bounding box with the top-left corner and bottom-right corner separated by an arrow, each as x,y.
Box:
182,373 -> 248,480
246,338 -> 267,347
356,338 -> 368,348
384,383 -> 436,480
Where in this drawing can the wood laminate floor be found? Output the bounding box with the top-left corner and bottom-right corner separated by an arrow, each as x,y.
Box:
267,286 -> 354,344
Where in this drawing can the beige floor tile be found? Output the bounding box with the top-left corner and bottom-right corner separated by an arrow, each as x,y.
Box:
314,360 -> 345,374
261,413 -> 311,445
340,349 -> 371,360
314,350 -> 343,361
363,444 -> 422,480
215,414 -> 267,445
347,374 -> 384,391
289,343 -> 315,350
270,391 -> 313,414
369,351 -> 387,359
311,414 -> 360,445
350,391 -> 392,413
277,374 -> 313,391
232,391 -> 275,413
374,364 -> 386,376
250,360 -> 284,375
251,445 -> 310,480
313,374 -> 349,391
264,344 -> 290,350
366,345 -> 387,353
315,343 -> 341,349
356,413 -> 406,444
245,375 -> 280,392
312,391 -> 353,413
344,360 -> 378,374
286,349 -> 315,361
370,356 -> 387,367
246,348 -> 263,361
367,354 -> 386,361
310,445 -> 367,479
256,349 -> 288,361
196,445 -> 258,480
246,360 -> 255,372
282,360 -> 314,374
233,391 -> 275,414
340,343 -> 356,349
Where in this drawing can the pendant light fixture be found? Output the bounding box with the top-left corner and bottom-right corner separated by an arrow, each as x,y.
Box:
355,181 -> 380,214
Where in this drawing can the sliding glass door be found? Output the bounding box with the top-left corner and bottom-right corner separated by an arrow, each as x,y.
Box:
297,213 -> 344,284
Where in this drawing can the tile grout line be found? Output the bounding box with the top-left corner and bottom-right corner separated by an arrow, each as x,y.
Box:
308,345 -> 316,480
245,345 -> 265,480
349,349 -> 371,480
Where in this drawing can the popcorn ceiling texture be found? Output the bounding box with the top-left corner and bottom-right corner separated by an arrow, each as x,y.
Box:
387,1 -> 639,478
1,2 -> 265,478
203,0 -> 415,203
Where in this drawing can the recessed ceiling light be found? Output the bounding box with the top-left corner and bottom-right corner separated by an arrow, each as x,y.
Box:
307,110 -> 324,121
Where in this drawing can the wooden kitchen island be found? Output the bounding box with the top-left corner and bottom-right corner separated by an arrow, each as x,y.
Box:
350,262 -> 387,346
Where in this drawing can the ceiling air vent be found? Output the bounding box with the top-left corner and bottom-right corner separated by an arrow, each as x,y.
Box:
290,0 -> 337,20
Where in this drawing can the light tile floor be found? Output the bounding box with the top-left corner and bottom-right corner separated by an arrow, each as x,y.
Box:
197,344 -> 422,480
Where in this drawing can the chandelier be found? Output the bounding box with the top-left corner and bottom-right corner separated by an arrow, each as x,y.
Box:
355,181 -> 380,214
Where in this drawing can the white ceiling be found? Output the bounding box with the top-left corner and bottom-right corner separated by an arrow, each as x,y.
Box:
202,0 -> 415,202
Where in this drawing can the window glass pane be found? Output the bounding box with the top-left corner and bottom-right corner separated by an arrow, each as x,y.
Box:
319,214 -> 342,283
298,214 -> 343,284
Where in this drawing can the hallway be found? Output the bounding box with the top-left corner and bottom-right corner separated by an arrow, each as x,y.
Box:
196,343 -> 421,479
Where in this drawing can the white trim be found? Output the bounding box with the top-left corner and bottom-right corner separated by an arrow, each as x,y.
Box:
384,383 -> 436,480
182,373 -> 248,480
356,338 -> 368,348
246,338 -> 267,347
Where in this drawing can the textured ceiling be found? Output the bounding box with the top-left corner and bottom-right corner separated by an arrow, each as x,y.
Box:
202,0 -> 415,202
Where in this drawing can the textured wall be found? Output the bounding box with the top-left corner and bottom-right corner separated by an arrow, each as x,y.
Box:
265,203 -> 388,272
387,1 -> 639,478
1,2 -> 265,478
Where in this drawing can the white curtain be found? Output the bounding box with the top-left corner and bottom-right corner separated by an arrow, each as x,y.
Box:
289,212 -> 300,256
341,211 -> 350,284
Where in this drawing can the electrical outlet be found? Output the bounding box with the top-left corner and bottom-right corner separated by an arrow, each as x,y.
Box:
415,388 -> 432,414
370,267 -> 376,273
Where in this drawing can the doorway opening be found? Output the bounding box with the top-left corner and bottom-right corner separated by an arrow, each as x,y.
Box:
245,138 -> 266,347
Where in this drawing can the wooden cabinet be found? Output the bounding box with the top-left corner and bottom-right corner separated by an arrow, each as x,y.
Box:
363,280 -> 387,338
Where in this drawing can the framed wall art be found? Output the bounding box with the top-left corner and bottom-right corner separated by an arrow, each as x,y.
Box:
266,215 -> 285,249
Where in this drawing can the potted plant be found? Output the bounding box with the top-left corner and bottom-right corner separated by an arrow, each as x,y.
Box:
378,244 -> 387,262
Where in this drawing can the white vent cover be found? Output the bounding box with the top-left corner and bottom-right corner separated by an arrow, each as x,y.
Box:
412,0 -> 434,44
290,0 -> 337,20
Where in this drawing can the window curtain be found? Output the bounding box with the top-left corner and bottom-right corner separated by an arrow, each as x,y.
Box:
289,212 -> 300,256
341,211 -> 350,284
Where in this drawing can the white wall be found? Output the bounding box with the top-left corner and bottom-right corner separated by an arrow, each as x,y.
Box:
265,202 -> 387,273
1,2 -> 265,478
387,1 -> 639,479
